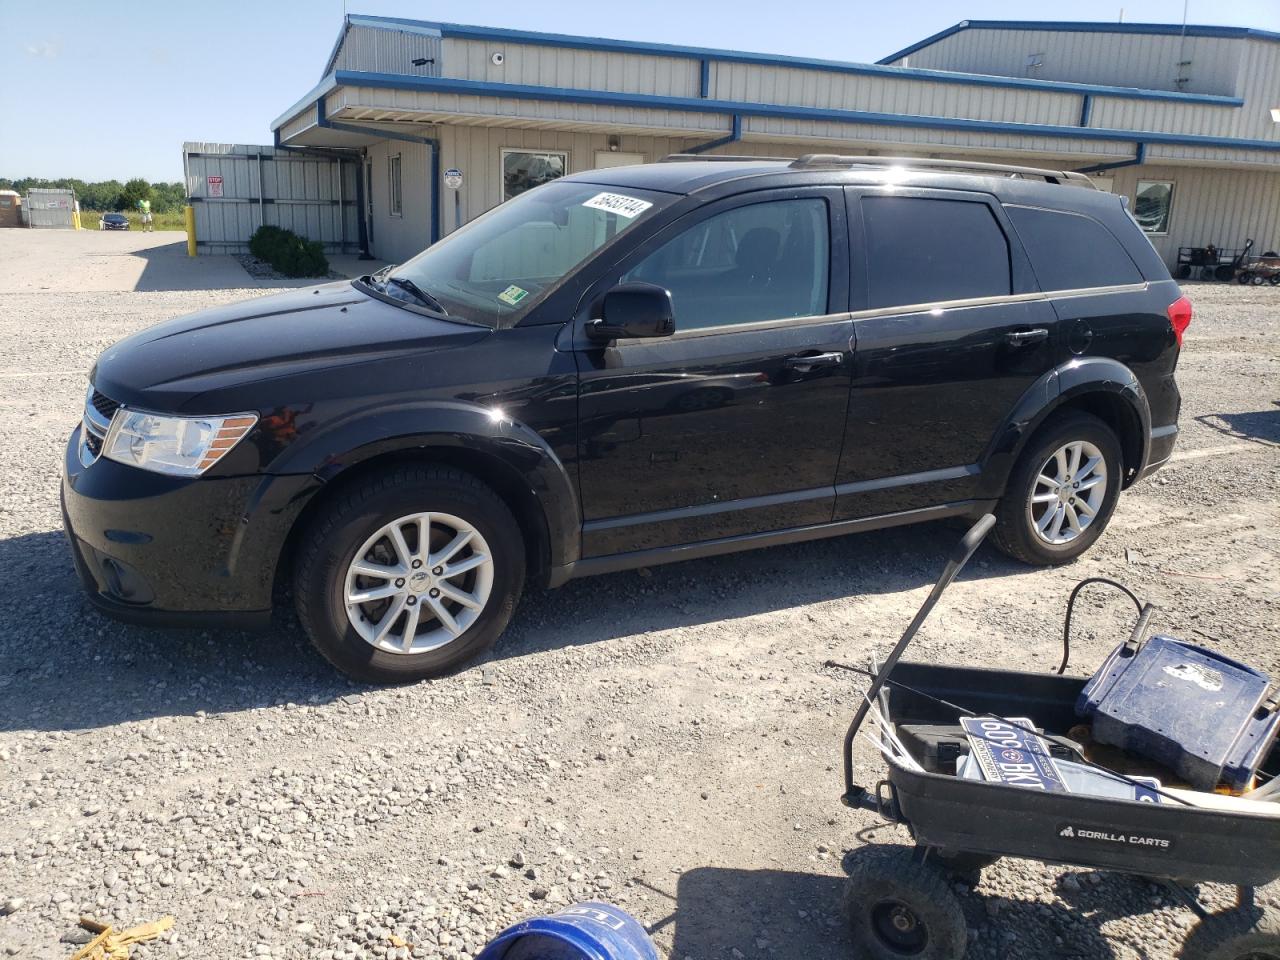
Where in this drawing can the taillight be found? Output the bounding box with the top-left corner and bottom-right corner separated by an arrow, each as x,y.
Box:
1167,295 -> 1192,348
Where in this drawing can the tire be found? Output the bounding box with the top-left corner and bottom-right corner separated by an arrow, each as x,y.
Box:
1175,265 -> 1192,280
843,849 -> 968,960
992,412 -> 1123,566
1178,905 -> 1280,960
293,464 -> 524,684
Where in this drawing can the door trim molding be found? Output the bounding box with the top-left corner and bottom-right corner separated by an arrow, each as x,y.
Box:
835,463 -> 978,497
566,499 -> 996,580
583,484 -> 834,533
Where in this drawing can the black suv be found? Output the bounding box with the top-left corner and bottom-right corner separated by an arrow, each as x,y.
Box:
63,155 -> 1188,682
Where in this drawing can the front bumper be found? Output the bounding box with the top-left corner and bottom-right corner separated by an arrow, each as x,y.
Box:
62,425 -> 321,628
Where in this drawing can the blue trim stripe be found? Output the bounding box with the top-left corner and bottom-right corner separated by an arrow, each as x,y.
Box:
338,13 -> 1243,106
878,19 -> 1280,65
1079,94 -> 1092,128
306,69 -> 1280,153
699,59 -> 710,98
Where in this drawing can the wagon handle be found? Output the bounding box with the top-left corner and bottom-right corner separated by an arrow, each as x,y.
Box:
842,513 -> 996,808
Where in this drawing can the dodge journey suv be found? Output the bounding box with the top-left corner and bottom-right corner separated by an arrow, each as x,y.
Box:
63,155 -> 1188,682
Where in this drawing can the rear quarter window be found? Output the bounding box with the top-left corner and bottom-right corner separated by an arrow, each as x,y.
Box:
1005,205 -> 1144,292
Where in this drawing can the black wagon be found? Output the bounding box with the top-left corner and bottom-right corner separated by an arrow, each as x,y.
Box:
838,516 -> 1280,960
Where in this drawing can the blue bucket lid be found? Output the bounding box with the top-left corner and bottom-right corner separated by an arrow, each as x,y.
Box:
475,902 -> 658,960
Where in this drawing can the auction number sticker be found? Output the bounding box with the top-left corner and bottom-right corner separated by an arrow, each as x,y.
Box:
498,285 -> 529,306
582,192 -> 652,218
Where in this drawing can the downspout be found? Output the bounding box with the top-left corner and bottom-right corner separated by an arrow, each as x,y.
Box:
1076,142 -> 1146,174
685,114 -> 742,155
316,103 -> 442,248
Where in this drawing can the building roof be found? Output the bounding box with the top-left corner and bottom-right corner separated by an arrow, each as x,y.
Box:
878,19 -> 1280,65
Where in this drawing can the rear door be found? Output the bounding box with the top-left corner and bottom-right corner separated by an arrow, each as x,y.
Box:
835,187 -> 1060,519
572,187 -> 854,557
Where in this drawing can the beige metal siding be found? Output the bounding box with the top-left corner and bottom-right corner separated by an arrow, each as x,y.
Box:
334,24 -> 442,76
710,61 -> 1079,126
890,28 -> 1245,96
1105,163 -> 1280,264
442,38 -> 698,97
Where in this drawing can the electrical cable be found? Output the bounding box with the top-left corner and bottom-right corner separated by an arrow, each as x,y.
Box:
1059,577 -> 1143,675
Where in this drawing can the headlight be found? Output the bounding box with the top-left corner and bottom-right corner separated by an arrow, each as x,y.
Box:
102,409 -> 258,477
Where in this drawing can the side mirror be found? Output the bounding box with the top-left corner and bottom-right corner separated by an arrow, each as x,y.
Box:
587,282 -> 675,341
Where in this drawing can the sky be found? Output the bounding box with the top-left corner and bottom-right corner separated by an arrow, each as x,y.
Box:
2,0 -> 1278,183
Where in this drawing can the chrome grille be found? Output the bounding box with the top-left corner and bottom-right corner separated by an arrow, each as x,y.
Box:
90,390 -> 120,420
80,386 -> 116,465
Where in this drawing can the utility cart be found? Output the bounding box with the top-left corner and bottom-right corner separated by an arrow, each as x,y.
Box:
1175,240 -> 1254,281
1237,252 -> 1280,286
838,516 -> 1280,960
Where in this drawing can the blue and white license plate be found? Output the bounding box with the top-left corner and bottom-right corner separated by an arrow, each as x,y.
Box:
961,716 -> 1068,792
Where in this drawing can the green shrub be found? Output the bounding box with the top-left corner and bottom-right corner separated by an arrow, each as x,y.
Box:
248,225 -> 329,278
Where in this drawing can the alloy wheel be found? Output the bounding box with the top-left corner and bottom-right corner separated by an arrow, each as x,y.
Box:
1027,440 -> 1108,545
343,512 -> 494,654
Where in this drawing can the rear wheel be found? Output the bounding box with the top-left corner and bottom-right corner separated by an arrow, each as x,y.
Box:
844,849 -> 967,960
293,465 -> 524,683
993,412 -> 1123,566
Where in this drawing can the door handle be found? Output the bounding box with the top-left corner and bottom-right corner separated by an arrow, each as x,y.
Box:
784,351 -> 844,371
1004,328 -> 1049,346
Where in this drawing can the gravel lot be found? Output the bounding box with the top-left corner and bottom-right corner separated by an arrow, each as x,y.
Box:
0,231 -> 1277,960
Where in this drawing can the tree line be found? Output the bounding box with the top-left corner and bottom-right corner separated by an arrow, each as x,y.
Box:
0,177 -> 186,213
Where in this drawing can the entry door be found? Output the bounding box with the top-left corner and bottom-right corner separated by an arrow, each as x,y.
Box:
574,188 -> 853,557
835,187 -> 1060,519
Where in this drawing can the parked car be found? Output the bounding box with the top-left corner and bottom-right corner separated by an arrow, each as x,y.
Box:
63,155 -> 1189,683
99,213 -> 129,231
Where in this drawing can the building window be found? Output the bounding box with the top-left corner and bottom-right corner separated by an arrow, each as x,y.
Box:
1134,180 -> 1174,235
389,154 -> 403,218
501,149 -> 567,202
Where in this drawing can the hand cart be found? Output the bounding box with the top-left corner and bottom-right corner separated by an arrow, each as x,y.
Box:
1237,252 -> 1280,286
836,515 -> 1280,960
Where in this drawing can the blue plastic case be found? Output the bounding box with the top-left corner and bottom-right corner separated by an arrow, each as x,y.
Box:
1077,634 -> 1280,792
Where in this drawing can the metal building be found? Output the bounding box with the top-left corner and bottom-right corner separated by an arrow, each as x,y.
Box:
257,15 -> 1280,267
24,188 -> 76,229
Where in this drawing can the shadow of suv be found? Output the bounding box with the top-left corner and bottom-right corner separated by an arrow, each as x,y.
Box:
63,155 -> 1188,682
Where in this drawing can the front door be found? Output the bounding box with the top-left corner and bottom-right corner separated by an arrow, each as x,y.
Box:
836,186 -> 1060,519
573,188 -> 853,558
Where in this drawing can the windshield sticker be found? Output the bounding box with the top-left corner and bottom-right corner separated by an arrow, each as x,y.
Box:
498,285 -> 529,306
582,192 -> 653,219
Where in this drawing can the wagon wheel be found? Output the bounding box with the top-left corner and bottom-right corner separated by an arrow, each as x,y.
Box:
1238,272 -> 1254,285
1252,273 -> 1267,286
844,849 -> 967,960
1270,275 -> 1280,286
1178,904 -> 1280,960
1215,265 -> 1236,282
1176,265 -> 1192,280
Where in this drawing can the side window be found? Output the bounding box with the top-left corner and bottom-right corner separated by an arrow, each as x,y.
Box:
388,154 -> 403,218
862,196 -> 1010,309
1005,205 -> 1143,291
623,198 -> 829,330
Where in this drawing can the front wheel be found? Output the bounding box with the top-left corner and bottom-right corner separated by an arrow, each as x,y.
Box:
844,849 -> 967,960
992,412 -> 1123,566
293,465 -> 525,683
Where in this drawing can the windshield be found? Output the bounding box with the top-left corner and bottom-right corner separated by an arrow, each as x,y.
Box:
382,180 -> 673,326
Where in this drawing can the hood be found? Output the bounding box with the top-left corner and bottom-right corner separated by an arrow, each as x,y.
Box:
91,281 -> 489,411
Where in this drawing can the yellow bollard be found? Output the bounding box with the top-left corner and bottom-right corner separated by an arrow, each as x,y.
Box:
184,205 -> 197,257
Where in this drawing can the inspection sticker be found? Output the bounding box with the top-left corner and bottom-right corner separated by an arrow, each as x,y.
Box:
582,192 -> 652,218
961,716 -> 1067,792
497,285 -> 529,306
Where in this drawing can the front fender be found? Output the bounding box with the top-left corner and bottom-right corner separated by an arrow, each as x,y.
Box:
980,357 -> 1151,496
266,400 -> 581,573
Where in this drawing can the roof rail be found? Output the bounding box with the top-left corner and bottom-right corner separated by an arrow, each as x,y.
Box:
660,153 -> 798,163
789,154 -> 1097,187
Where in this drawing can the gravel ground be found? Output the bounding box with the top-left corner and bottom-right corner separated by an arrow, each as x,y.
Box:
0,231 -> 1277,960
